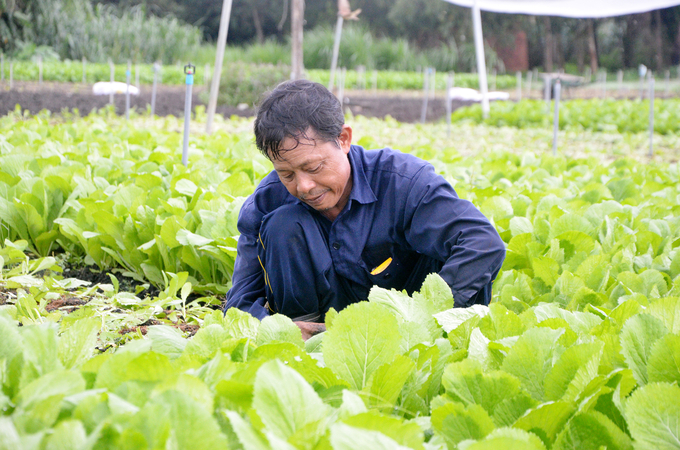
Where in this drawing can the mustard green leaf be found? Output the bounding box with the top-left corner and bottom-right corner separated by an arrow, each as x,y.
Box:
432,401 -> 495,448
256,314 -> 304,348
501,327 -> 564,401
553,411 -> 633,450
323,302 -> 401,390
647,333 -> 680,385
330,423 -> 412,450
620,313 -> 668,386
252,359 -> 330,441
463,427 -> 547,450
625,382 -> 680,450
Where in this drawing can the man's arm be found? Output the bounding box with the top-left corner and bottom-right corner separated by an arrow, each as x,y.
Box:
224,232 -> 269,320
404,165 -> 506,307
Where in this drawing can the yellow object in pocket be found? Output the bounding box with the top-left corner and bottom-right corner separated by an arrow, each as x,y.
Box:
370,257 -> 393,275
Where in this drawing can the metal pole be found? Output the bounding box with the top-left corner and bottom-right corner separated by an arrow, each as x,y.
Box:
446,73 -> 452,138
182,64 -> 195,167
516,71 -> 522,101
82,57 -> 86,84
649,74 -> 654,157
421,68 -> 430,123
552,79 -> 561,156
329,15 -> 344,92
109,59 -> 115,105
151,62 -> 159,116
472,1 -> 489,118
206,0 -> 234,134
125,61 -> 131,120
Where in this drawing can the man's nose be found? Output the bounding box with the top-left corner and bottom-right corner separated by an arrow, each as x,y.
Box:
297,173 -> 316,194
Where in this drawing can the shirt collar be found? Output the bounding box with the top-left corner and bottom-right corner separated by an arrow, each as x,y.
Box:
348,145 -> 377,205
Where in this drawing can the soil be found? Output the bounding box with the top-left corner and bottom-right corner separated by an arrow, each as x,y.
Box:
0,81 -> 472,123
61,266 -> 161,298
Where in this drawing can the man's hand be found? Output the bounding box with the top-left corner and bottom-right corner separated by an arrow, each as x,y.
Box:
295,321 -> 326,341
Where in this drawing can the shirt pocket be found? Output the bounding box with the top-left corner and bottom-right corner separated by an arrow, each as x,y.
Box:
360,243 -> 416,290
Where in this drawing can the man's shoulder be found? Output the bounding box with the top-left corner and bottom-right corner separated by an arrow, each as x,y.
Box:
238,171 -> 293,233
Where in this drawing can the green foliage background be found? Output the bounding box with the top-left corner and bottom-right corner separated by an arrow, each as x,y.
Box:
1,107 -> 680,449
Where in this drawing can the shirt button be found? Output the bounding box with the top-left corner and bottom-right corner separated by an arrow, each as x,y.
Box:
332,242 -> 341,250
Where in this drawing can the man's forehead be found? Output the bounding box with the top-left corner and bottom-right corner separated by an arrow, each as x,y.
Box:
272,148 -> 324,170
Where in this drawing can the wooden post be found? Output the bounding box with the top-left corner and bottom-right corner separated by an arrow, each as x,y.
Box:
553,79 -> 561,155
544,75 -> 552,114
206,0 -> 234,134
329,15 -> 343,91
430,68 -> 436,99
38,56 -> 43,85
526,70 -> 533,96
338,67 -> 346,109
109,59 -> 115,105
151,62 -> 160,116
421,68 -> 430,123
649,73 -> 654,157
290,0 -> 304,80
357,65 -> 365,90
125,61 -> 131,120
446,73 -> 452,137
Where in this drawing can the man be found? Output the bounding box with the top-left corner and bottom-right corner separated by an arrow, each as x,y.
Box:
224,79 -> 505,339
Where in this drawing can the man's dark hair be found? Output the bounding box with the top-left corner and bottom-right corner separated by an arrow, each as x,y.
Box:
254,79 -> 345,160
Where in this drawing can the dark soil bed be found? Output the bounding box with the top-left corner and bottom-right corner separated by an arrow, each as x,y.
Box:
0,81 -> 473,123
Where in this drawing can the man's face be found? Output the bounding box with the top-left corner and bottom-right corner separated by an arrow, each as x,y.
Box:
271,125 -> 353,221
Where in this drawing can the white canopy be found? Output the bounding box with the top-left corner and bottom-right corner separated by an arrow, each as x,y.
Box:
441,0 -> 680,117
441,0 -> 680,18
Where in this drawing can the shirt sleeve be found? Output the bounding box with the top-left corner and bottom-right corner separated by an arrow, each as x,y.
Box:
223,199 -> 269,320
403,164 -> 506,307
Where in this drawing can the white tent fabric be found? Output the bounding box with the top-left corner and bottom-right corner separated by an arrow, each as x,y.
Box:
441,0 -> 680,117
441,0 -> 680,18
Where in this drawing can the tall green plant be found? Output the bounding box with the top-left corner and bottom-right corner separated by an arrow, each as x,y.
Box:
3,0 -> 202,64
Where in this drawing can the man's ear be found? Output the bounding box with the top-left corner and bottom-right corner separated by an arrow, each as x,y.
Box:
338,124 -> 352,153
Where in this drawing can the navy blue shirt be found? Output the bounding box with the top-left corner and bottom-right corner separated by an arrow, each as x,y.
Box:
225,145 -> 506,319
